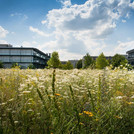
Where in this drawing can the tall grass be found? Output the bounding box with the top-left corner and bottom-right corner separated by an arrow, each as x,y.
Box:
0,68 -> 134,134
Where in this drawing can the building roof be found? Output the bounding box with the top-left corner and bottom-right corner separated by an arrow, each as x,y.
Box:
0,44 -> 12,48
126,49 -> 134,54
0,44 -> 50,57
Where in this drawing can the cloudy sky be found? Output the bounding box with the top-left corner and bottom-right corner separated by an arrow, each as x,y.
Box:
0,0 -> 134,60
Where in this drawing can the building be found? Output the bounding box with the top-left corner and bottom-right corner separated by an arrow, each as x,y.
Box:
69,60 -> 79,68
0,44 -> 50,68
91,56 -> 113,60
126,49 -> 134,66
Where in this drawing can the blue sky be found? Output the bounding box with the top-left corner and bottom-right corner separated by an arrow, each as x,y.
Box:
0,0 -> 134,60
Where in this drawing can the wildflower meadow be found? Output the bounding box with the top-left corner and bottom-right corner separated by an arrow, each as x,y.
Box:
0,68 -> 134,134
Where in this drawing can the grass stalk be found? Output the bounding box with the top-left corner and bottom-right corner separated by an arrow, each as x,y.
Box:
69,85 -> 81,133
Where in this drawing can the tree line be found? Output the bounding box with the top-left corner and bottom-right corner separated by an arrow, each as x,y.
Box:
0,51 -> 132,70
47,51 -> 133,70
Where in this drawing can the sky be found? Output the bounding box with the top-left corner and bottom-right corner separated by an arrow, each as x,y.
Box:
0,0 -> 134,60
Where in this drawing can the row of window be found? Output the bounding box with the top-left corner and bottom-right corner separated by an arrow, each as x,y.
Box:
128,53 -> 134,58
0,49 -> 48,59
33,51 -> 47,59
0,56 -> 33,62
0,49 -> 46,59
0,49 -> 32,55
0,56 -> 46,63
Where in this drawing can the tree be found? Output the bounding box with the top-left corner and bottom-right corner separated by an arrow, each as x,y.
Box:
63,61 -> 73,70
47,51 -> 61,68
83,53 -> 93,68
11,63 -> 21,68
111,54 -> 128,68
76,59 -> 82,69
27,64 -> 35,69
96,53 -> 108,69
0,61 -> 3,68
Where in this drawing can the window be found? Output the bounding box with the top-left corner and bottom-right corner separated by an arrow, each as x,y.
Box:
11,49 -> 20,55
0,49 -> 10,55
21,49 -> 32,55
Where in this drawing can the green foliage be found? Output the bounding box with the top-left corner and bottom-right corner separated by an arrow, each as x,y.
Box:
27,64 -> 35,69
107,59 -> 112,66
0,61 -> 3,68
118,63 -> 133,70
83,53 -> 93,68
11,63 -> 21,68
47,51 -> 61,68
61,61 -> 73,70
96,53 -> 108,69
76,59 -> 82,69
90,60 -> 96,69
111,54 -> 128,69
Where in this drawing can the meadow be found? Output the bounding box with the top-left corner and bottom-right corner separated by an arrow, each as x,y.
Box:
0,67 -> 134,134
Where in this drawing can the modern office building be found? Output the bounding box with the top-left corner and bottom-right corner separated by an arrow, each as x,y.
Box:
69,60 -> 79,68
126,49 -> 134,66
91,56 -> 113,60
0,44 -> 51,68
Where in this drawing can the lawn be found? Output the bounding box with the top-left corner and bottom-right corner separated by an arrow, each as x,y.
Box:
0,68 -> 134,134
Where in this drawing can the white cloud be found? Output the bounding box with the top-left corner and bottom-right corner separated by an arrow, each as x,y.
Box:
61,0 -> 71,7
22,41 -> 38,48
0,26 -> 9,38
129,1 -> 134,9
114,40 -> 134,54
22,41 -> 45,51
29,26 -> 50,37
22,41 -> 32,47
122,19 -> 126,23
40,0 -> 134,60
41,20 -> 47,24
46,0 -> 133,33
58,49 -> 83,61
0,40 -> 8,44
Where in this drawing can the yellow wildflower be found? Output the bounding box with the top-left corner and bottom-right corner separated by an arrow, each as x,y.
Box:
115,115 -> 122,119
116,91 -> 123,96
55,93 -> 61,96
79,122 -> 84,125
126,102 -> 133,105
79,113 -> 83,116
83,111 -> 93,117
95,119 -> 99,121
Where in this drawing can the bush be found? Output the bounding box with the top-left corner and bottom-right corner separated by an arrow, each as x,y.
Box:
11,63 -> 21,68
27,64 -> 35,69
0,61 -> 3,68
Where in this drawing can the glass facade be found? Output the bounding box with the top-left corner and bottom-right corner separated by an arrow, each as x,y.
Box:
10,49 -> 21,55
0,56 -> 10,62
21,49 -> 32,55
33,50 -> 46,59
0,49 -> 10,55
127,50 -> 134,66
128,53 -> 134,58
0,46 -> 50,68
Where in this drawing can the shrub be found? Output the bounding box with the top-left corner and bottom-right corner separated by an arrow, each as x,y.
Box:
27,64 -> 35,69
0,61 -> 3,68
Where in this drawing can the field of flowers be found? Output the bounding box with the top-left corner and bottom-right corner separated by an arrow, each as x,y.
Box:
0,68 -> 134,134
